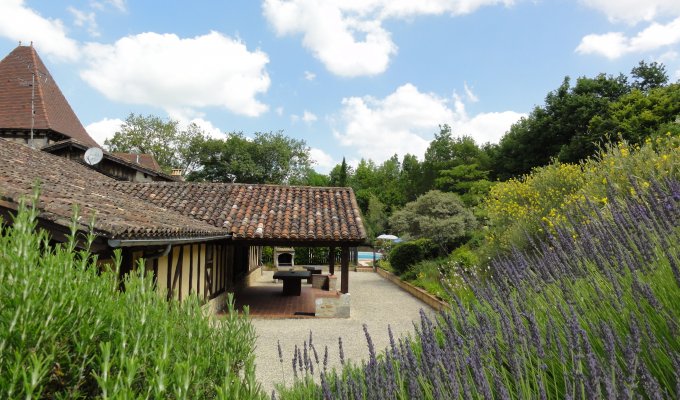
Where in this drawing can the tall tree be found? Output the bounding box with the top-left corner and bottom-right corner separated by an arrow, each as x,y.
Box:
329,157 -> 349,187
491,72 -> 630,178
399,154 -> 424,203
631,60 -> 669,92
187,131 -> 312,184
589,83 -> 680,144
105,113 -> 209,174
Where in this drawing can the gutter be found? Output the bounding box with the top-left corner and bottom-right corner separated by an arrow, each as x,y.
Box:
143,244 -> 172,260
108,234 -> 232,248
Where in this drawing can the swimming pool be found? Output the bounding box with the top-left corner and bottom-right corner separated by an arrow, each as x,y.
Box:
358,251 -> 382,261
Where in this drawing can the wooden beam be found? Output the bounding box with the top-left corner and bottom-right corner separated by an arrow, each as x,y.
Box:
230,239 -> 366,248
167,246 -> 173,301
340,246 -> 349,294
329,246 -> 336,275
189,244 -> 193,295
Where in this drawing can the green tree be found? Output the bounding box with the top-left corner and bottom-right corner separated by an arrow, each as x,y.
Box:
105,113 -> 209,174
390,190 -> 477,253
364,194 -> 387,240
187,131 -> 312,184
399,153 -> 424,203
423,127 -> 488,191
589,83 -> 680,145
329,157 -> 350,187
631,60 -> 669,92
435,163 -> 492,206
491,72 -> 630,178
290,167 -> 330,186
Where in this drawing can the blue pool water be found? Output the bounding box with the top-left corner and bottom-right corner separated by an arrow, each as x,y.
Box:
358,251 -> 382,260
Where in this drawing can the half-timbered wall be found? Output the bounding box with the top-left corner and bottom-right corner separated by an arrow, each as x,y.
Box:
248,246 -> 261,271
131,240 -> 234,302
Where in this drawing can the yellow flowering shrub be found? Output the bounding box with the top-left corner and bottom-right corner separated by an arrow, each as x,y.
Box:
482,132 -> 680,254
484,162 -> 585,250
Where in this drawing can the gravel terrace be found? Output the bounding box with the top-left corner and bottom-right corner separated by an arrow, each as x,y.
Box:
248,269 -> 436,395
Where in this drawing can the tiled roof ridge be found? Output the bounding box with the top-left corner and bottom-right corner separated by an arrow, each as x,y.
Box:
29,46 -> 50,130
109,181 -> 354,191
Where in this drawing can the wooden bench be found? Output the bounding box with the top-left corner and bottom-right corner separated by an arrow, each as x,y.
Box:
273,270 -> 311,296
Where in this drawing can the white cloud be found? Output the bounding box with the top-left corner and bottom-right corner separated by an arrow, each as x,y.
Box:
333,83 -> 523,162
304,70 -> 316,80
579,0 -> 680,24
106,0 -> 127,12
0,0 -> 80,61
263,0 -> 396,77
275,107 -> 284,116
450,94 -> 525,144
310,147 -> 335,171
463,82 -> 479,103
68,6 -> 100,37
576,17 -> 680,59
262,0 -> 514,77
86,117 -> 124,146
185,117 -> 225,139
92,0 -> 127,12
302,110 -> 318,123
291,111 -> 318,123
333,83 -> 451,162
80,31 -> 270,117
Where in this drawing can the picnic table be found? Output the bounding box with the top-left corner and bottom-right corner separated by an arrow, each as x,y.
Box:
273,270 -> 311,296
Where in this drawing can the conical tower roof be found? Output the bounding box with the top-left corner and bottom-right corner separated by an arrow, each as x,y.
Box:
0,44 -> 98,147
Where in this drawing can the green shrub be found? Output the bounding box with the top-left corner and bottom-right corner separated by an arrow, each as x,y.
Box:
390,190 -> 477,253
0,196 -> 265,399
389,238 -> 437,275
449,244 -> 480,269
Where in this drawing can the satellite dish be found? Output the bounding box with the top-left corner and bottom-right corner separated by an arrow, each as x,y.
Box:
84,147 -> 103,166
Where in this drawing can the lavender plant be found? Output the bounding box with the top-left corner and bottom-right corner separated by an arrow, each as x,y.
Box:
276,178 -> 680,399
0,194 -> 265,399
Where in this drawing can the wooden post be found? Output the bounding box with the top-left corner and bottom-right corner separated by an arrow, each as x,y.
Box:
341,246 -> 349,294
329,246 -> 336,275
372,244 -> 376,272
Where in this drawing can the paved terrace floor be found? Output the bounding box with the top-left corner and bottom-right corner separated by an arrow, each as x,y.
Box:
237,269 -> 437,395
233,275 -> 340,318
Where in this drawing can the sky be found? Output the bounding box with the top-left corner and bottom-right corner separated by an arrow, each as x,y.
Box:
1,1 -> 679,173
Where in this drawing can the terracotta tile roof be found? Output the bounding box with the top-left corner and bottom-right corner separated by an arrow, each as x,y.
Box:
0,45 -> 98,147
112,152 -> 162,172
108,182 -> 367,243
0,138 -> 224,240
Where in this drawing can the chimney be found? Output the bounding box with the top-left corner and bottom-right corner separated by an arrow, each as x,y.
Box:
171,168 -> 183,181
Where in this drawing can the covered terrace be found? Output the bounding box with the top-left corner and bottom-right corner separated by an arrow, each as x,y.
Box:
109,181 -> 368,316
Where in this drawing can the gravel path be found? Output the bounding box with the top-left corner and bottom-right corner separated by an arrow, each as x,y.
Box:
250,270 -> 436,395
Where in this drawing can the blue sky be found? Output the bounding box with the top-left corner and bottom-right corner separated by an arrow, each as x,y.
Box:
1,0 -> 679,172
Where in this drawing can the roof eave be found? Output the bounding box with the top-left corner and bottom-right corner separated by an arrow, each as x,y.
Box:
108,234 -> 232,248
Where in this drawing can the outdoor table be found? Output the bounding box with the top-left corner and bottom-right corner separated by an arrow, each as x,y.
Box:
303,266 -> 323,283
273,270 -> 311,296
